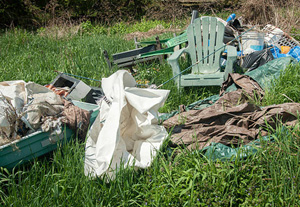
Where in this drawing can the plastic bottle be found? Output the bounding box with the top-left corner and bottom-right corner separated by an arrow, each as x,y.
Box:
226,13 -> 236,23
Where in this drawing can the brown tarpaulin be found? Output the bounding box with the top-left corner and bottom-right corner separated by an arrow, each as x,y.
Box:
163,73 -> 300,150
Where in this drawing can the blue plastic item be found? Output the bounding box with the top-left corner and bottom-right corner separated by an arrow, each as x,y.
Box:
287,46 -> 300,61
271,46 -> 300,61
270,46 -> 287,59
226,13 -> 236,22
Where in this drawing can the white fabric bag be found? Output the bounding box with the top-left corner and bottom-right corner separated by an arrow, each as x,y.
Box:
84,70 -> 170,178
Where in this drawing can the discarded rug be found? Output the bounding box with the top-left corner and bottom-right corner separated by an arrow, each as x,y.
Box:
84,70 -> 170,178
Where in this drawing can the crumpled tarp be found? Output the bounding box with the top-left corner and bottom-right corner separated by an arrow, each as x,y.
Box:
163,57 -> 299,151
164,101 -> 300,150
202,126 -> 290,160
160,57 -> 295,122
84,70 -> 170,178
271,46 -> 300,62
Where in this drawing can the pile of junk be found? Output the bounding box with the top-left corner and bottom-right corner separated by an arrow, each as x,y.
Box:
0,73 -> 102,169
1,11 -> 300,180
0,71 -> 170,180
105,10 -> 300,74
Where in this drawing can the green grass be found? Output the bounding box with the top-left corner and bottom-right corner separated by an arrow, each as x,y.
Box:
262,63 -> 300,105
0,23 -> 300,206
0,28 -> 218,113
1,125 -> 299,206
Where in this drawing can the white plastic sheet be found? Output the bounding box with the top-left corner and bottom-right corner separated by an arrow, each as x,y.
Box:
84,70 -> 170,178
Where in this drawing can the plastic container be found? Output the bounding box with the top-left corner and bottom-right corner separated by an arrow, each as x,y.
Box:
50,73 -> 92,101
0,101 -> 100,169
241,32 -> 265,54
281,46 -> 291,54
263,24 -> 300,49
263,24 -> 284,47
226,13 -> 236,23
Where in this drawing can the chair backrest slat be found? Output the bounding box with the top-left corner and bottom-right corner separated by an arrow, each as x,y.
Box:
194,18 -> 202,73
213,21 -> 226,69
187,17 -> 225,74
187,23 -> 197,69
208,17 -> 217,66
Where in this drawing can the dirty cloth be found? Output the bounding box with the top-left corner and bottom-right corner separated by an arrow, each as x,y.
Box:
164,102 -> 300,150
219,73 -> 264,98
84,70 -> 170,178
0,80 -> 91,147
24,82 -> 64,130
62,99 -> 91,140
0,81 -> 28,145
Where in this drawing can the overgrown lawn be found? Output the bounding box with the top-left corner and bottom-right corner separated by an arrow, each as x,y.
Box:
0,26 -> 300,206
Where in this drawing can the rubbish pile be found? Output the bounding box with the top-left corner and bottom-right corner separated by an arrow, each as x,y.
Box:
0,71 -> 170,175
0,75 -> 98,147
162,56 -> 298,159
0,74 -> 103,169
227,15 -> 300,69
1,11 -> 300,179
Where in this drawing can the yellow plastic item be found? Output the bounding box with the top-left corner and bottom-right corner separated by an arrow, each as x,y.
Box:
281,46 -> 291,54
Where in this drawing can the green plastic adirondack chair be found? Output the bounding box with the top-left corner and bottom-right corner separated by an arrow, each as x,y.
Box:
168,16 -> 237,88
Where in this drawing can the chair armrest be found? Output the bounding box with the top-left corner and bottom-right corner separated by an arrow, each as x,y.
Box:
224,45 -> 237,80
167,48 -> 188,76
168,48 -> 187,61
226,45 -> 237,59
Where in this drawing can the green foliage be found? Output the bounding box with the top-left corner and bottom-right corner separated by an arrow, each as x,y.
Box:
80,21 -> 108,35
0,0 -> 158,29
291,27 -> 300,41
79,18 -> 182,36
262,63 -> 300,105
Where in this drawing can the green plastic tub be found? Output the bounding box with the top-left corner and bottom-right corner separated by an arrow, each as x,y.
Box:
0,101 -> 99,169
